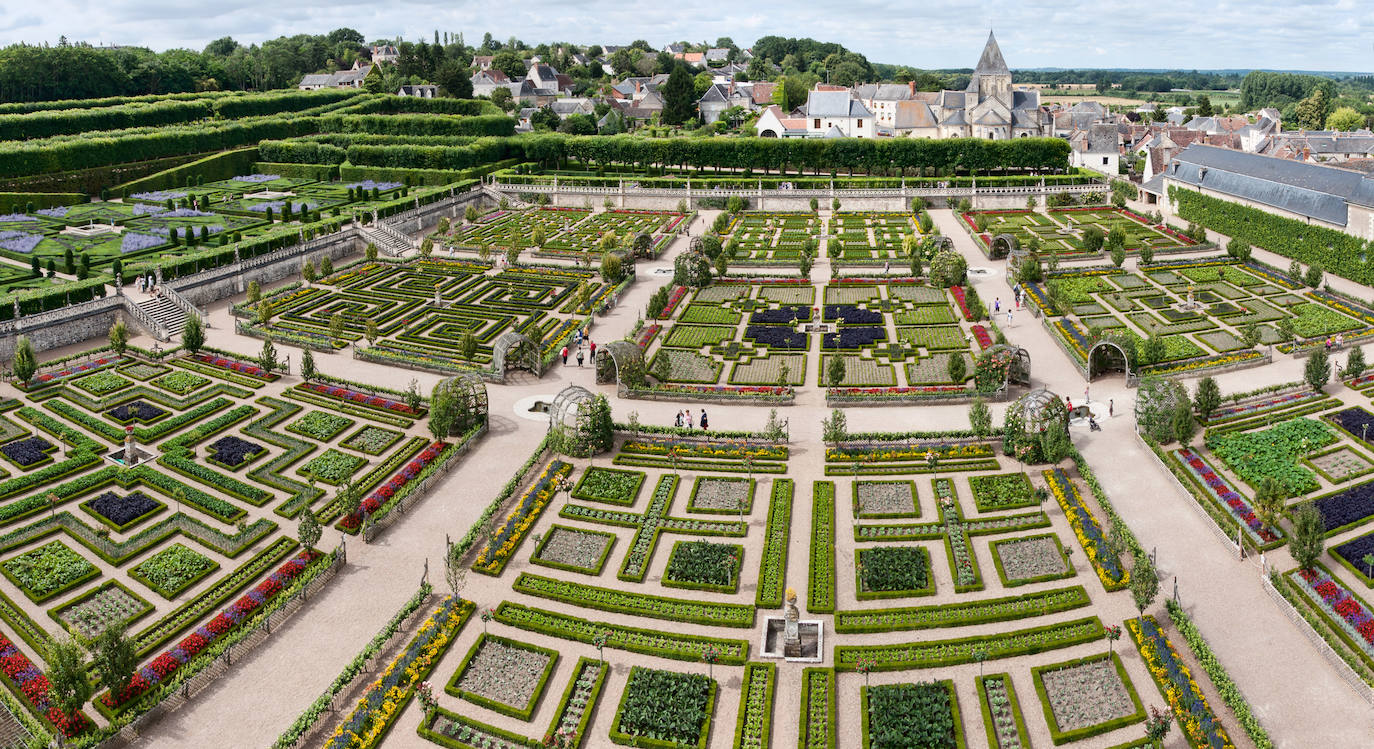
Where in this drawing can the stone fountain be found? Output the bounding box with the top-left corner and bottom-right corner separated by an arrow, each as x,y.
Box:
759,587 -> 822,662
105,425 -> 153,467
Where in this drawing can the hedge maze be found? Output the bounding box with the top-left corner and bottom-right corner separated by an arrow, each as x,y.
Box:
445,207 -> 683,258
962,206 -> 1196,259
246,259 -> 604,376
648,280 -> 977,388
0,346 -> 457,740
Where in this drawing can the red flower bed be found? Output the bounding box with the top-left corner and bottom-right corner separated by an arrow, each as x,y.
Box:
0,633 -> 91,737
635,324 -> 661,350
193,353 -> 276,381
298,383 -> 417,415
950,286 -> 974,320
971,325 -> 993,350
830,386 -> 966,396
660,286 -> 688,318
27,357 -> 120,389
102,550 -> 321,712
340,442 -> 447,531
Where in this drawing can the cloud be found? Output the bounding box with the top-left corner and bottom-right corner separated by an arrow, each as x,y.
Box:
1,0 -> 1369,72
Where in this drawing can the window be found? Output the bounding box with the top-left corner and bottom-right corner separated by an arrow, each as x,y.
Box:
814,119 -> 821,129
857,120 -> 863,129
1102,157 -> 1110,165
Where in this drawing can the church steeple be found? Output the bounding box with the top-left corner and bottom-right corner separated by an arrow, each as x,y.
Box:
973,30 -> 1010,76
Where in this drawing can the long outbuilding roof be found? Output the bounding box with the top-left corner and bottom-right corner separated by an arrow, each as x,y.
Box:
1167,144 -> 1374,227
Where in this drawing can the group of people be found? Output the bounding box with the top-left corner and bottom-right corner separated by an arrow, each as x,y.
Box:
559,331 -> 596,368
1326,334 -> 1346,352
675,409 -> 709,430
136,274 -> 159,295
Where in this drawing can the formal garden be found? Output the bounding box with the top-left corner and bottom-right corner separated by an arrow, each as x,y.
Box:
641,278 -> 988,393
394,413 -> 1253,749
439,206 -> 685,260
1021,256 -> 1374,379
961,206 -> 1199,260
0,334 -> 480,745
236,256 -> 619,378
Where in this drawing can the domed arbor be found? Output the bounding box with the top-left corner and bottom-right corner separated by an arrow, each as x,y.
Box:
632,232 -> 654,258
973,344 -> 1031,393
547,385 -> 613,457
1003,388 -> 1070,464
596,340 -> 646,387
989,233 -> 1019,259
432,373 -> 488,435
492,330 -> 542,378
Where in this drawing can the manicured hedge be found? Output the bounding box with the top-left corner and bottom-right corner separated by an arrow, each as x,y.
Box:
755,479 -> 792,608
833,586 -> 1091,633
1032,652 -> 1145,744
808,481 -> 836,614
511,572 -> 754,627
1171,185 -> 1374,284
113,141 -> 259,193
494,601 -> 750,665
835,616 -> 1104,671
319,114 -> 516,138
0,191 -> 85,209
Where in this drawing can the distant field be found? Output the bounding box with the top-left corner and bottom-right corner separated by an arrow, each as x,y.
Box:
1037,89 -> 1242,108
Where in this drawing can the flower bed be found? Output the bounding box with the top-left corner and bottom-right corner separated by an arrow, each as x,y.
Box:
82,490 -> 164,532
530,525 -> 615,576
323,596 -> 473,749
101,550 -> 324,715
1293,564 -> 1374,659
191,353 -> 278,381
977,673 -> 1031,749
663,540 -> 743,593
0,631 -> 91,737
1127,616 -> 1236,749
827,385 -> 972,403
971,324 -> 993,350
969,473 -> 1036,512
1044,469 -> 1126,590
1173,448 -> 1281,545
755,479 -> 793,608
513,571 -> 754,627
340,440 -> 455,533
950,286 -> 975,320
1205,390 -> 1325,425
22,356 -> 122,391
472,461 -> 572,575
625,383 -> 795,403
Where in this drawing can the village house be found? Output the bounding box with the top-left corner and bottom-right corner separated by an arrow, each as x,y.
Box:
297,61 -> 374,90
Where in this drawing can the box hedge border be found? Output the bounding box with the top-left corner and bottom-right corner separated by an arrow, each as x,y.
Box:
1030,651 -> 1146,745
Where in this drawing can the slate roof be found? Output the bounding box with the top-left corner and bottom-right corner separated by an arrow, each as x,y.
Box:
855,83 -> 914,101
299,74 -> 334,87
967,31 -> 1010,88
806,90 -> 871,118
894,101 -> 938,129
1168,144 -> 1374,226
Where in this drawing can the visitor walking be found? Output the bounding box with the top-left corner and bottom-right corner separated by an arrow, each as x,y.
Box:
993,298 -> 1000,313
1005,309 -> 1013,327
675,411 -> 684,428
590,340 -> 597,359
686,411 -> 693,429
1066,397 -> 1073,412
576,350 -> 584,367
883,261 -> 889,274
560,346 -> 569,365
700,409 -> 709,430
1108,399 -> 1114,417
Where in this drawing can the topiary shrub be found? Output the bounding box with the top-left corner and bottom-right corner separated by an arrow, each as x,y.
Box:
928,250 -> 967,288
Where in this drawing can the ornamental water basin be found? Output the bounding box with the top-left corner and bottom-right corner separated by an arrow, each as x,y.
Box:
513,394 -> 559,422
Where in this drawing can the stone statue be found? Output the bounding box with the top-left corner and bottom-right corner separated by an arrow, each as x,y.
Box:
783,587 -> 801,657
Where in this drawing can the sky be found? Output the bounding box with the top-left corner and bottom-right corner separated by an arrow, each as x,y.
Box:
2,0 -> 1372,73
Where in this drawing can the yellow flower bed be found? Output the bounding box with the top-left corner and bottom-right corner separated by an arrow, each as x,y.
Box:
1044,469 -> 1128,590
1127,616 -> 1236,749
472,461 -> 573,575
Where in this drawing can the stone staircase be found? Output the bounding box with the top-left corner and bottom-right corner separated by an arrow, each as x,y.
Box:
137,294 -> 188,336
359,223 -> 415,257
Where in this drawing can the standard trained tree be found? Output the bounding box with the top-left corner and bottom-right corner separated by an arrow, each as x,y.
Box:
11,335 -> 36,386
969,397 -> 992,440
1290,502 -> 1326,570
108,318 -> 128,355
1129,550 -> 1159,619
181,312 -> 204,353
1306,348 -> 1331,392
91,620 -> 138,703
1194,377 -> 1220,420
47,636 -> 91,720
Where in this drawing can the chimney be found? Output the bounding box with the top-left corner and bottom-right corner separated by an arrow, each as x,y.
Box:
1303,146 -> 1311,161
634,80 -> 642,94
909,80 -> 916,97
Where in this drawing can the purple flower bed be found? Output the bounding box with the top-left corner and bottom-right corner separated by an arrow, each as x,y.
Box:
131,204 -> 167,216
1329,407 -> 1374,444
159,209 -> 215,219
1176,448 -> 1280,543
1312,479 -> 1374,533
130,191 -> 187,202
0,214 -> 36,223
1210,391 -> 1321,422
156,225 -> 223,239
234,174 -> 280,183
345,180 -> 402,191
0,437 -> 54,467
822,326 -> 887,350
87,491 -> 161,528
823,304 -> 882,325
748,305 -> 810,325
105,400 -> 168,423
120,233 -> 165,254
247,200 -> 319,214
206,436 -> 265,468
0,230 -> 42,254
34,207 -> 68,218
1336,533 -> 1374,579
744,325 -> 806,350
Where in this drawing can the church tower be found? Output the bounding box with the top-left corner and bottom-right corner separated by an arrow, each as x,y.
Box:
967,30 -> 1012,106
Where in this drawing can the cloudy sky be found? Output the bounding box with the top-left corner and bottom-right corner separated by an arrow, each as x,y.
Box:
3,0 -> 1372,73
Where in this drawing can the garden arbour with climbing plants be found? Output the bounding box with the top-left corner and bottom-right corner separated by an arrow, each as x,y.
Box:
0,340 -> 475,745
236,256 -> 615,378
405,418 -> 1250,749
